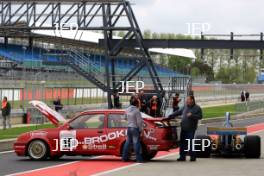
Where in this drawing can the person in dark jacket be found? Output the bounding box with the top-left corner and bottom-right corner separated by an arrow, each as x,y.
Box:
245,91 -> 250,101
53,97 -> 63,112
138,91 -> 147,113
165,95 -> 202,162
172,93 -> 181,112
113,92 -> 121,108
1,97 -> 11,130
241,91 -> 245,102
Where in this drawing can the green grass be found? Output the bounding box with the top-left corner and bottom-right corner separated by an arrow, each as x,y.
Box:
0,124 -> 55,140
202,104 -> 236,119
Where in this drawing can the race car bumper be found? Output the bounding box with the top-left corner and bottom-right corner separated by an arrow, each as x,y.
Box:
14,142 -> 26,156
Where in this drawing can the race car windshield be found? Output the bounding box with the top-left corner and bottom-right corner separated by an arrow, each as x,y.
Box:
69,113 -> 105,129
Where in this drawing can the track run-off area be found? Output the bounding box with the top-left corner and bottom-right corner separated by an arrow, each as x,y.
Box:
1,116 -> 264,176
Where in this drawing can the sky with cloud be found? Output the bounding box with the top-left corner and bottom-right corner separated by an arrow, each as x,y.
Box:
131,0 -> 264,35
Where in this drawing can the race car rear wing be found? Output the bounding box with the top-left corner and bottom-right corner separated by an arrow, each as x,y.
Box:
29,100 -> 66,126
207,127 -> 247,135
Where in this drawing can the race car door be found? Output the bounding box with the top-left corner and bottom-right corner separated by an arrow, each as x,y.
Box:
67,112 -> 108,155
106,112 -> 128,154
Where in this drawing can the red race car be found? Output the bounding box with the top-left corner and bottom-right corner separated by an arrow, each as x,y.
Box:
14,101 -> 177,161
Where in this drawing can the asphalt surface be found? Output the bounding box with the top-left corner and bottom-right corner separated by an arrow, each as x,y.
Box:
102,129 -> 264,176
1,115 -> 264,176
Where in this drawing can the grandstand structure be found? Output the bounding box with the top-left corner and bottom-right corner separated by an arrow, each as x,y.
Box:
0,0 -> 192,111
1,0 -> 263,112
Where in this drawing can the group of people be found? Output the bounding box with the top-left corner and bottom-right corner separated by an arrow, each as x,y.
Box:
123,92 -> 203,163
129,91 -> 162,117
113,90 -> 162,117
240,90 -> 250,102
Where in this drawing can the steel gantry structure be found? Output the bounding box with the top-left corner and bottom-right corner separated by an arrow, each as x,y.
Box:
0,0 -> 164,108
1,0 -> 264,108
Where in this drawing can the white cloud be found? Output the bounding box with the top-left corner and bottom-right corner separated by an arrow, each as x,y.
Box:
131,0 -> 264,34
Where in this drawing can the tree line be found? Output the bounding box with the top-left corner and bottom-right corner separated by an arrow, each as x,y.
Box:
116,30 -> 262,84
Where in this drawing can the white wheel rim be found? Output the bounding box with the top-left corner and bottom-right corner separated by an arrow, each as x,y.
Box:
28,141 -> 46,159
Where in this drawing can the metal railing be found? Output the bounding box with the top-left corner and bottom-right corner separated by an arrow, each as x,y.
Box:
67,49 -> 101,76
235,100 -> 264,114
161,76 -> 192,116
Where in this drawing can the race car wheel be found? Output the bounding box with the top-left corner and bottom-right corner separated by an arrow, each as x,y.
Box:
143,151 -> 158,161
28,140 -> 48,160
195,135 -> 211,158
244,135 -> 261,158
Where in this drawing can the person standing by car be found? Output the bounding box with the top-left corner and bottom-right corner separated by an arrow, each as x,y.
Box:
113,92 -> 121,108
138,90 -> 147,113
165,95 -> 202,162
122,96 -> 144,163
1,97 -> 11,130
130,93 -> 141,109
172,93 -> 181,112
53,97 -> 63,112
148,95 -> 161,117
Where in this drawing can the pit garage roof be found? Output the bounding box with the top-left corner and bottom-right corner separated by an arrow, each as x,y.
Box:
32,30 -> 196,59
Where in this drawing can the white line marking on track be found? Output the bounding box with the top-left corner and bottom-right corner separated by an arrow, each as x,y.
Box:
92,152 -> 181,176
5,156 -> 102,176
249,129 -> 264,134
0,150 -> 14,154
91,163 -> 142,176
5,161 -> 79,176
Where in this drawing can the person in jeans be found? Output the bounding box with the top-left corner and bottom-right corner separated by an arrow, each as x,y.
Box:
1,97 -> 11,130
166,95 -> 202,162
122,95 -> 144,163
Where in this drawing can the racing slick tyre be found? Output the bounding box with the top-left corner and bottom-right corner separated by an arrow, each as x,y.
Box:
195,135 -> 211,158
244,135 -> 261,158
27,140 -> 49,160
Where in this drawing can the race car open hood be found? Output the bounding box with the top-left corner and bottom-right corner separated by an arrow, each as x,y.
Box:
29,100 -> 66,126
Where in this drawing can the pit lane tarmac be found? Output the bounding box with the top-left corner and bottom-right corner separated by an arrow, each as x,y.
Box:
1,115 -> 264,176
